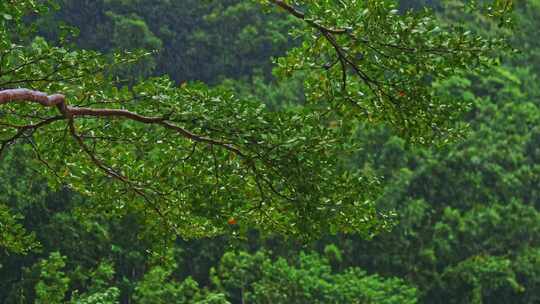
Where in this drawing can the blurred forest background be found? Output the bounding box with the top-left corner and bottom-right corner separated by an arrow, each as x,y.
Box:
1,0 -> 539,303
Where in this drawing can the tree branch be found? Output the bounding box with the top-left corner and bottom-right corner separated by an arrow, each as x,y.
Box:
268,0 -> 347,34
0,88 -> 65,107
0,88 -> 245,157
0,116 -> 64,157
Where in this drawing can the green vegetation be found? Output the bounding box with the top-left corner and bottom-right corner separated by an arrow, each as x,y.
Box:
2,0 -> 538,303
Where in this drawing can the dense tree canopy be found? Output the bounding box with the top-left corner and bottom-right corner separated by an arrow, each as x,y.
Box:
0,0 -> 510,240
3,0 -> 539,303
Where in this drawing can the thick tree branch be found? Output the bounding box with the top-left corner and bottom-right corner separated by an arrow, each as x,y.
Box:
0,88 -> 65,107
0,89 -> 283,218
0,88 -> 245,157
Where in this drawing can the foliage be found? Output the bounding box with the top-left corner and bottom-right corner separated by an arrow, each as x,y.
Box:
333,56 -> 540,303
34,252 -> 70,303
1,0 -> 507,239
36,0 -> 296,83
212,249 -> 417,303
1,0 -> 538,303
0,203 -> 38,255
